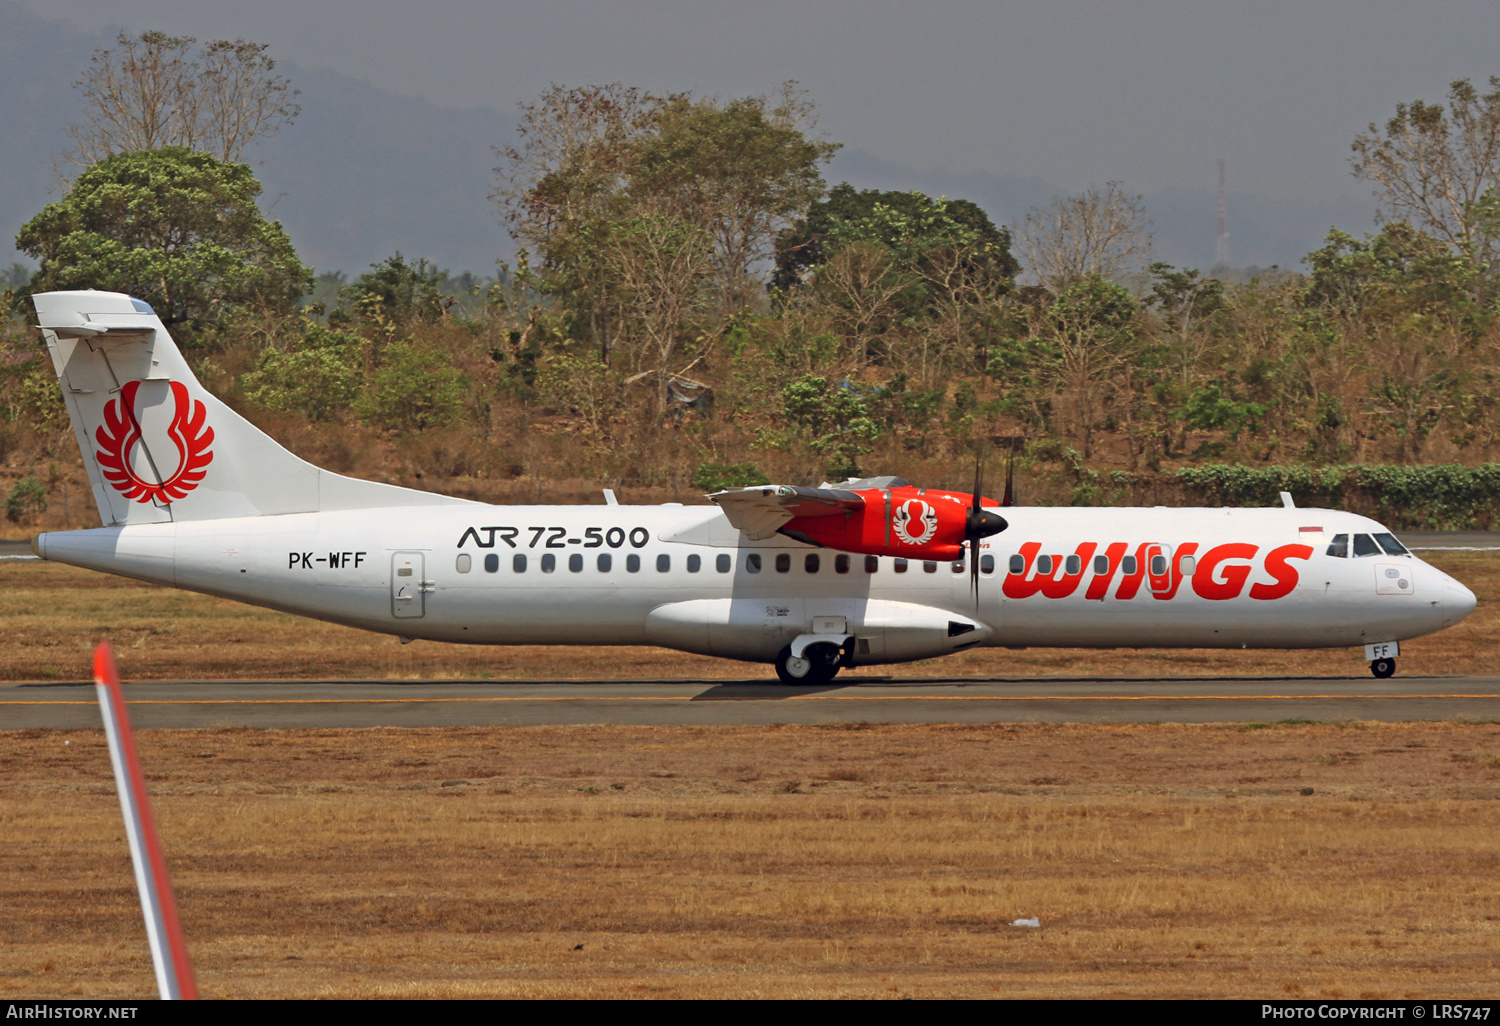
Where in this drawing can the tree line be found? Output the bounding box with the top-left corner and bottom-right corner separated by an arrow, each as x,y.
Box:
5,34 -> 1500,527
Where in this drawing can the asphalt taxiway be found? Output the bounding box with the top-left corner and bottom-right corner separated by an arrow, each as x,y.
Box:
3,676 -> 1497,728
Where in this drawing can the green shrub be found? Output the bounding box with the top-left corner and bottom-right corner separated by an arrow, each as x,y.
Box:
692,462 -> 771,492
1177,463 -> 1500,529
355,339 -> 466,434
242,327 -> 364,421
5,476 -> 47,523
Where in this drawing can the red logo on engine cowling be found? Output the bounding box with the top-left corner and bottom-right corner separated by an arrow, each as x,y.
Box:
95,380 -> 214,504
892,498 -> 939,546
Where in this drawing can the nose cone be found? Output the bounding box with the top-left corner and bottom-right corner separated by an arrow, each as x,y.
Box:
1445,573 -> 1478,622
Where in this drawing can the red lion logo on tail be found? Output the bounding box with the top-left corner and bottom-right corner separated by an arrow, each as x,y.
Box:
95,380 -> 214,504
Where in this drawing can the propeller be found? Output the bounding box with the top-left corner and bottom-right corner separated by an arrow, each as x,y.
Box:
965,444 -> 1009,607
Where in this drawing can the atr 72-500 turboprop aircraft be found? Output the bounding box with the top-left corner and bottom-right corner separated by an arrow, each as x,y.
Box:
28,290 -> 1477,683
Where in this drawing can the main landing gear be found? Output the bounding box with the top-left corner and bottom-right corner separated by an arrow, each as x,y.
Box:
775,643 -> 842,685
1370,657 -> 1396,679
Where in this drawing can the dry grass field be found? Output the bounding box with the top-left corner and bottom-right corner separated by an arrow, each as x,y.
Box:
2,552 -> 1497,999
0,552 -> 1494,682
3,722 -> 1500,999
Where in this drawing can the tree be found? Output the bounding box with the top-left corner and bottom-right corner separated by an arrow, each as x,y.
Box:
17,147 -> 311,327
343,253 -> 453,324
1033,276 -> 1138,459
630,83 -> 839,311
1018,182 -> 1152,292
493,82 -> 838,349
355,339 -> 467,434
242,326 -> 364,421
781,374 -> 882,479
777,185 -> 1018,378
604,204 -> 715,382
492,84 -> 664,360
1303,222 -> 1479,325
1350,78 -> 1500,274
61,32 -> 300,171
812,241 -> 914,372
773,183 -> 1018,292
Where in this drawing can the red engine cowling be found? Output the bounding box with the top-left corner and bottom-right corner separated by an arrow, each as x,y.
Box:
780,485 -> 1001,561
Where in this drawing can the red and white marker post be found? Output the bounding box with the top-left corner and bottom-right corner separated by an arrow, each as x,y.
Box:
93,642 -> 199,1000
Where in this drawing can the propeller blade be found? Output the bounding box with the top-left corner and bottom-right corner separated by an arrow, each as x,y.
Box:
970,533 -> 980,607
970,443 -> 987,608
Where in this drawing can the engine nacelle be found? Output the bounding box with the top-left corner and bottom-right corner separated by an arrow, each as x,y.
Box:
645,597 -> 992,665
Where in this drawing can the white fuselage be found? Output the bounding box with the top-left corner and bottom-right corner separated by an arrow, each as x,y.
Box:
35,502 -> 1476,666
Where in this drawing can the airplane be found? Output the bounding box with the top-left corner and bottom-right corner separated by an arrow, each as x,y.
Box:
27,289 -> 1477,684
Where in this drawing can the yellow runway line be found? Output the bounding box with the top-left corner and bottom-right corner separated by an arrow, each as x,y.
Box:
4,693 -> 1500,706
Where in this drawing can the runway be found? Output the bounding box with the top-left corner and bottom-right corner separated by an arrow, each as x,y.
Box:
4,675 -> 1498,728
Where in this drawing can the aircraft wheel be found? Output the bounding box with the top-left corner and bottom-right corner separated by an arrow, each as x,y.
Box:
1370,657 -> 1396,679
775,645 -> 841,685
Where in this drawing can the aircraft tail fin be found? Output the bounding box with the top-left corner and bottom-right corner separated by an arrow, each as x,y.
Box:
33,290 -> 475,526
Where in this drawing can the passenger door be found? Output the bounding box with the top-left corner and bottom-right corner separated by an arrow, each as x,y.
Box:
391,551 -> 431,619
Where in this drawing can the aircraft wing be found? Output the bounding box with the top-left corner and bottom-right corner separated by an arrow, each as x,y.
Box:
709,485 -> 865,540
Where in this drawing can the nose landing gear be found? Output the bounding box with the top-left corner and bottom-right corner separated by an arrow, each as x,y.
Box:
1370,657 -> 1396,679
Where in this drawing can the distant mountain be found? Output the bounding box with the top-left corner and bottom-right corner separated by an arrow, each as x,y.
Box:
0,1 -> 512,277
0,1 -> 95,270
0,1 -> 1378,280
252,68 -> 514,276
830,149 -> 1380,274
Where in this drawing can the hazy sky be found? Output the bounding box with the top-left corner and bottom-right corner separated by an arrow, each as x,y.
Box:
19,0 -> 1500,207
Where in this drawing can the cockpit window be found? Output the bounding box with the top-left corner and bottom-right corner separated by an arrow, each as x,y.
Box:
1326,534 -> 1348,558
1373,532 -> 1409,555
1352,533 -> 1380,557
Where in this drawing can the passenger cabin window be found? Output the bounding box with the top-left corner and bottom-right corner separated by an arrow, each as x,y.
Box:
456,553 -> 472,573
894,558 -> 909,574
656,554 -> 671,572
865,555 -> 879,574
1121,555 -> 1138,576
1374,532 -> 1409,555
1180,555 -> 1197,576
541,554 -> 556,573
513,554 -> 527,572
627,554 -> 641,572
952,561 -> 965,574
1327,534 -> 1348,558
597,554 -> 612,572
484,553 -> 499,573
746,554 -> 762,573
805,554 -> 820,573
923,561 -> 938,573
980,554 -> 995,575
717,554 -> 732,573
1353,533 -> 1380,557
1065,554 -> 1081,575
1008,554 -> 1025,574
569,554 -> 583,572
687,554 -> 701,573
835,554 -> 850,574
1150,554 -> 1167,576
1093,554 -> 1108,574
1037,555 -> 1054,575
776,553 -> 791,573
